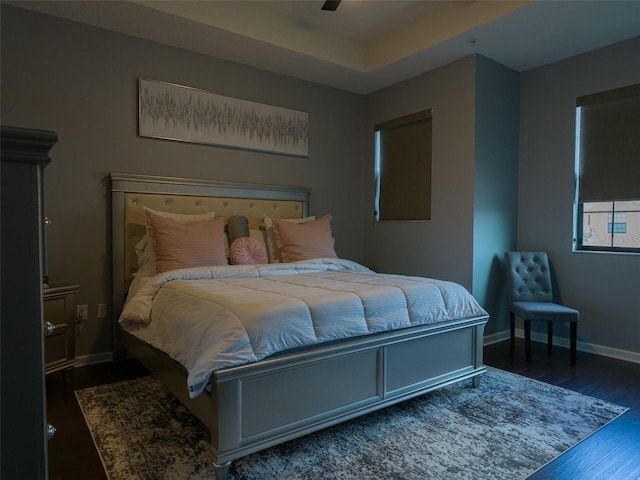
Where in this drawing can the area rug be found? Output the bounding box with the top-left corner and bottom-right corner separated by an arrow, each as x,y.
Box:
75,367 -> 627,480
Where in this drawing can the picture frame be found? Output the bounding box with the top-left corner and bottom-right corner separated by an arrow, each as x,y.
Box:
138,78 -> 308,157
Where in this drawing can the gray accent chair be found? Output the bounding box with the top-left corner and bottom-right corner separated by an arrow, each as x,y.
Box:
504,251 -> 579,365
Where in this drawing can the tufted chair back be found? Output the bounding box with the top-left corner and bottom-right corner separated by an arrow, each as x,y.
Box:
504,251 -> 553,305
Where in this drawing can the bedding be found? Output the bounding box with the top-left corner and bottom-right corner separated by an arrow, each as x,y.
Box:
135,208 -> 219,275
144,209 -> 228,272
272,214 -> 338,262
119,258 -> 487,398
143,207 -> 217,223
229,237 -> 268,265
227,215 -> 250,244
263,214 -> 316,262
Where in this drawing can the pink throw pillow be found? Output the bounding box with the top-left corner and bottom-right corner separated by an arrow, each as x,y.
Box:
144,209 -> 228,273
263,215 -> 315,263
229,237 -> 268,265
272,214 -> 338,262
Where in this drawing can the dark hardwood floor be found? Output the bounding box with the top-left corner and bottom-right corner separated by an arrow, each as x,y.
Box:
485,340 -> 640,480
46,359 -> 149,480
46,339 -> 640,480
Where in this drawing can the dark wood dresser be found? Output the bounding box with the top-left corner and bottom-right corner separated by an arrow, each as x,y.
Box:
1,125 -> 58,480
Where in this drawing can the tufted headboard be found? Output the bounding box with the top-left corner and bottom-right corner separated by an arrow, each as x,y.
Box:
111,173 -> 310,321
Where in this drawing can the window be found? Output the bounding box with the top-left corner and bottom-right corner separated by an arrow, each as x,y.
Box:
574,84 -> 640,253
374,110 -> 432,222
582,201 -> 639,248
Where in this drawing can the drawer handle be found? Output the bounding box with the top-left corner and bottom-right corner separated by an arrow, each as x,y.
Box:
47,423 -> 56,440
44,321 -> 56,336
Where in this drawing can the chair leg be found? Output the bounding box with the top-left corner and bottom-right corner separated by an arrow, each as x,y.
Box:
524,320 -> 532,362
570,322 -> 577,365
547,321 -> 553,352
510,312 -> 515,349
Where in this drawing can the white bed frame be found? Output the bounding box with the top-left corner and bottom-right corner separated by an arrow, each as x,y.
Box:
111,173 -> 488,480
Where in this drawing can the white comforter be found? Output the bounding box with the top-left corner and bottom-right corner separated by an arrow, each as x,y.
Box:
120,259 -> 487,398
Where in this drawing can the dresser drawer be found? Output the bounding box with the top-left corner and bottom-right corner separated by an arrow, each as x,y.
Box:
43,284 -> 79,375
44,329 -> 68,366
44,296 -> 68,328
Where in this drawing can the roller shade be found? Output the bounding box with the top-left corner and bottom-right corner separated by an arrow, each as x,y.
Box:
577,84 -> 640,203
375,110 -> 432,221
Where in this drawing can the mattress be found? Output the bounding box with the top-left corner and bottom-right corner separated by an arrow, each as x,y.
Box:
120,258 -> 487,398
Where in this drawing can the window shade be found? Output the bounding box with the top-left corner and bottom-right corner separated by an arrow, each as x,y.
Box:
577,84 -> 640,203
375,110 -> 432,221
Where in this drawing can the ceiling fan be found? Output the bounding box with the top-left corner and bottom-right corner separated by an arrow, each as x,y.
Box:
321,1 -> 341,11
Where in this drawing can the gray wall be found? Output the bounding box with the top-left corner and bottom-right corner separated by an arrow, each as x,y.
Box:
518,36 -> 640,358
365,56 -> 520,337
364,57 -> 477,288
473,56 -> 520,337
1,5 -> 366,358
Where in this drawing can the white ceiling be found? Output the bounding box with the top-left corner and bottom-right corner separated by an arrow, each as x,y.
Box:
8,0 -> 640,94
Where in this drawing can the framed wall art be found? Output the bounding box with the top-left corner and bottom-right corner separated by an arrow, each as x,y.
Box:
138,78 -> 309,157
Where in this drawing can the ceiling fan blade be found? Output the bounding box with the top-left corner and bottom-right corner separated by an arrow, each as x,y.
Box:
321,0 -> 341,11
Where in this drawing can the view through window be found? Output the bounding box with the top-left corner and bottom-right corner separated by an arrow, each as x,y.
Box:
581,201 -> 640,249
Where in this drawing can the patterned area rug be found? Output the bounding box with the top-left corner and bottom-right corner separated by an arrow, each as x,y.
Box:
76,367 -> 627,480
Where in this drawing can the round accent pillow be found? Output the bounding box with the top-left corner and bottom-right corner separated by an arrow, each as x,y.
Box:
229,237 -> 268,265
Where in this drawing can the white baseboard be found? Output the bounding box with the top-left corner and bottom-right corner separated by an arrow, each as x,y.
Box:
484,329 -> 640,364
483,330 -> 511,346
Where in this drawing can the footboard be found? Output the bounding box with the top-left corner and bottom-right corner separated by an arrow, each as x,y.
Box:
208,315 -> 487,479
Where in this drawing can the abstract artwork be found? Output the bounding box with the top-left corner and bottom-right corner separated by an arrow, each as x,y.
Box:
138,79 -> 308,157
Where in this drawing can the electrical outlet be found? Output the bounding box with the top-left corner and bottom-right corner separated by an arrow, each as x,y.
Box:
76,304 -> 88,320
98,303 -> 108,318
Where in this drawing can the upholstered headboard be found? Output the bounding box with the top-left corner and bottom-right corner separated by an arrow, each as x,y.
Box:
110,173 -> 310,321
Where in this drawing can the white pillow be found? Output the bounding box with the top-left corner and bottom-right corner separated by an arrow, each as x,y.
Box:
142,207 -> 216,223
263,214 -> 315,263
249,228 -> 268,251
133,234 -> 157,277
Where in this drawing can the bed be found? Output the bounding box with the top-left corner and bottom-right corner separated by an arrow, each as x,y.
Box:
111,173 -> 488,480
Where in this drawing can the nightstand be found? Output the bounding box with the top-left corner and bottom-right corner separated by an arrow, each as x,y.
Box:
43,283 -> 80,379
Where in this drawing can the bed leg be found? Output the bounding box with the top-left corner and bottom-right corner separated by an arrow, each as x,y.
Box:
472,374 -> 482,388
215,461 -> 231,480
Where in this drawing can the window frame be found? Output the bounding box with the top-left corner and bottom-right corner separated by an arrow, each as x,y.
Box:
576,201 -> 640,253
573,84 -> 640,254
